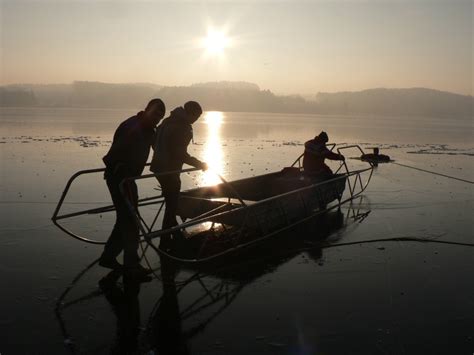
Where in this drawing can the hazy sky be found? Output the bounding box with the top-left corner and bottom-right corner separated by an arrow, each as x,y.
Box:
1,0 -> 472,95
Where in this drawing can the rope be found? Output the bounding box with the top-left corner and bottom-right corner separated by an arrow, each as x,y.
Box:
250,236 -> 474,266
391,162 -> 474,184
314,236 -> 474,248
180,235 -> 474,278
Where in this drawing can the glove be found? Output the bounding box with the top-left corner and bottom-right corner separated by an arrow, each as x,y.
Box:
200,162 -> 209,171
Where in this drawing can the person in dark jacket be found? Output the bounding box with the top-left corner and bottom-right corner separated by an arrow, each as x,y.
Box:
303,131 -> 345,176
100,98 -> 166,273
150,101 -> 207,247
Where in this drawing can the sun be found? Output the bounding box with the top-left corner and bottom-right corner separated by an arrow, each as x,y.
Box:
203,30 -> 229,54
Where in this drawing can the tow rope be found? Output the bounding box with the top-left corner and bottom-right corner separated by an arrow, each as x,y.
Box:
359,148 -> 474,185
390,162 -> 474,185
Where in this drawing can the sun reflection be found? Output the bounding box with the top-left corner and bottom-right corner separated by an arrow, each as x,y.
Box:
202,111 -> 224,186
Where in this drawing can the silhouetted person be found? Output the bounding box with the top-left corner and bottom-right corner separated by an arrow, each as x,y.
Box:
150,101 -> 207,249
100,99 -> 166,274
303,131 -> 345,176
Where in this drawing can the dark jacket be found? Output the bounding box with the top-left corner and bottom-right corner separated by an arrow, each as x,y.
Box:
302,136 -> 341,174
150,107 -> 202,174
103,112 -> 155,179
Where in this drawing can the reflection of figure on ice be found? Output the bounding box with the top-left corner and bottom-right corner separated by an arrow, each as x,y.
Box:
56,204 -> 367,354
303,131 -> 345,177
99,247 -> 188,354
99,99 -> 166,276
150,101 -> 208,250
99,270 -> 146,354
148,257 -> 189,354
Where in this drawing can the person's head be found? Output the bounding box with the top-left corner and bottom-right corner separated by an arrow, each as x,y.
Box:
143,98 -> 166,128
316,131 -> 329,143
184,101 -> 203,124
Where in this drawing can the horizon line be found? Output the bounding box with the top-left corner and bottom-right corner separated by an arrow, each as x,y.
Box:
1,80 -> 472,98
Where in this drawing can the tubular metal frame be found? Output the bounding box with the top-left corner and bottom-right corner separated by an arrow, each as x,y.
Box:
124,145 -> 373,263
51,145 -> 374,261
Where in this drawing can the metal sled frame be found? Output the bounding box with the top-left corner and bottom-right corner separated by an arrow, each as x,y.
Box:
122,145 -> 374,263
51,145 -> 373,263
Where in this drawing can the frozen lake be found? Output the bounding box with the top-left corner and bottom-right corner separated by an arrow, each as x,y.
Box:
0,107 -> 473,354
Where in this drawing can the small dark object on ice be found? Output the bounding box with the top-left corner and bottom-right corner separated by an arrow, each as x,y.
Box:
361,147 -> 390,165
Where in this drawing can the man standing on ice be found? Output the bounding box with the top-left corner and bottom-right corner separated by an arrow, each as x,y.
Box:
150,101 -> 208,250
99,99 -> 166,276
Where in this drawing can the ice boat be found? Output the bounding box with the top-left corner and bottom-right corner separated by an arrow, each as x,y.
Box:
52,145 -> 374,263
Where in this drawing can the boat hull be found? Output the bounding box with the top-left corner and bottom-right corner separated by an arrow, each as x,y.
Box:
169,169 -> 347,260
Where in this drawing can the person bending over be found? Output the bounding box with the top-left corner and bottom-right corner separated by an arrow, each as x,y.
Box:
150,101 -> 207,248
303,131 -> 345,176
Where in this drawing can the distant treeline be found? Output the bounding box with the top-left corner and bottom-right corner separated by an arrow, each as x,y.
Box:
0,87 -> 37,106
315,88 -> 473,119
1,81 -> 472,119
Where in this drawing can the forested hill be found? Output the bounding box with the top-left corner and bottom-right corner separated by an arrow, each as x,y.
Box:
314,88 -> 473,119
1,81 -> 472,119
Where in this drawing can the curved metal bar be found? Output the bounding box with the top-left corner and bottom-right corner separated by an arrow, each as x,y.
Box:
336,144 -> 366,156
51,164 -> 242,244
51,164 -> 158,243
336,145 -> 374,169
51,167 -> 109,244
51,164 -> 163,244
52,167 -> 106,221
335,145 -> 374,198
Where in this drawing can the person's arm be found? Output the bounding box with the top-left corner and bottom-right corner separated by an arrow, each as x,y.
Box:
305,140 -> 344,161
103,124 -> 128,169
325,149 -> 345,161
175,128 -> 207,169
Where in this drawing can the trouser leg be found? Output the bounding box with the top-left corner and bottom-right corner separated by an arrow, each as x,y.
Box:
102,177 -> 126,260
162,189 -> 180,230
102,222 -> 123,260
102,177 -> 139,267
122,181 -> 139,267
158,175 -> 181,230
157,175 -> 181,249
